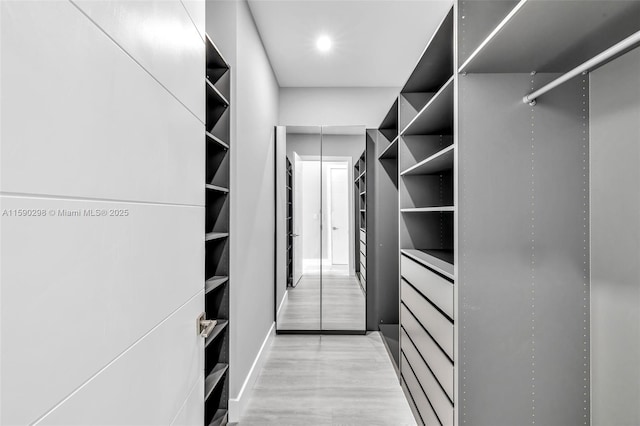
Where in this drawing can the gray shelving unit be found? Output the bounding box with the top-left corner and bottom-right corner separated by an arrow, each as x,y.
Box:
396,7 -> 455,425
205,33 -> 230,426
354,151 -> 367,293
454,1 -> 640,425
367,103 -> 401,367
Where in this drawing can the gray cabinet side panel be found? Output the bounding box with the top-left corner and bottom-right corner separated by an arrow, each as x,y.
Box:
365,129 -> 378,330
458,73 -> 589,425
590,46 -> 640,426
373,132 -> 400,327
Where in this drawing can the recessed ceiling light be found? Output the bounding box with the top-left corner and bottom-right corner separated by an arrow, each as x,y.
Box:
316,35 -> 332,52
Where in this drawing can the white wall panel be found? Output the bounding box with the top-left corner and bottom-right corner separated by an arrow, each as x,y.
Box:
0,196 -> 203,425
36,294 -> 204,426
181,0 -> 206,42
171,377 -> 205,426
0,0 -> 204,206
72,0 -> 205,121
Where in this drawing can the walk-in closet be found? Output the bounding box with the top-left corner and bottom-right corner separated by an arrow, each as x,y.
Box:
1,0 -> 639,425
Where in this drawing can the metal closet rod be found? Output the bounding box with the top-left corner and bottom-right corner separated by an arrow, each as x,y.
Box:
523,29 -> 640,105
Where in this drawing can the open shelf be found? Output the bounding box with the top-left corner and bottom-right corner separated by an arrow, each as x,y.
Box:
209,409 -> 228,426
401,206 -> 455,213
205,184 -> 229,193
402,8 -> 454,93
401,77 -> 454,136
206,131 -> 229,150
206,34 -> 229,71
206,79 -> 230,106
459,0 -> 640,74
205,320 -> 229,348
205,276 -> 229,294
379,99 -> 399,142
401,249 -> 454,280
204,363 -> 229,402
401,145 -> 454,176
206,232 -> 229,241
378,136 -> 399,160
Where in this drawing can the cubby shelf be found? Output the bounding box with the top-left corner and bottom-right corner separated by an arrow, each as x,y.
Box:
401,249 -> 454,280
378,136 -> 399,160
458,0 -> 640,74
401,76 -> 454,136
205,276 -> 229,294
206,131 -> 229,150
204,363 -> 229,402
205,320 -> 229,348
206,34 -> 229,70
401,145 -> 454,176
206,79 -> 230,106
205,184 -> 229,193
379,99 -> 399,142
402,8 -> 454,93
205,232 -> 229,241
209,410 -> 228,426
401,206 -> 455,213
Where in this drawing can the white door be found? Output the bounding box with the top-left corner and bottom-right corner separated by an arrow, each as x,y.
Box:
330,167 -> 349,265
293,152 -> 304,285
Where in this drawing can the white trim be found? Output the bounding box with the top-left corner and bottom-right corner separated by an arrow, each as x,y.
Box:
277,290 -> 288,318
228,322 -> 275,423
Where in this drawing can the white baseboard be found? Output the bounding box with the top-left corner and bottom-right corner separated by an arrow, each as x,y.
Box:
277,290 -> 288,317
228,322 -> 275,423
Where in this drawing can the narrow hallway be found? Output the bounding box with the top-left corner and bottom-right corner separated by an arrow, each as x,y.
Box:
237,333 -> 416,425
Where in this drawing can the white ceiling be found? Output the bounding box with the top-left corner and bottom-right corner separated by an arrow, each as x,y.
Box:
247,0 -> 453,88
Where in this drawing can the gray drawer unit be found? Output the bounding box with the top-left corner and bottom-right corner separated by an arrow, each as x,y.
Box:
402,332 -> 454,425
401,353 -> 440,426
402,279 -> 453,359
402,305 -> 453,399
360,229 -> 366,244
401,254 -> 453,319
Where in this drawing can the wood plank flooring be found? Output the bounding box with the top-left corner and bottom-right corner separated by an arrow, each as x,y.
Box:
235,333 -> 417,425
277,272 -> 365,331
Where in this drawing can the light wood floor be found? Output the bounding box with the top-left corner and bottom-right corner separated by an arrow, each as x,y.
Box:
277,272 -> 366,331
236,333 -> 417,426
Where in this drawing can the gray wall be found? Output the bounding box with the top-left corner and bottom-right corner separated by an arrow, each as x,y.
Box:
206,0 -> 279,409
590,46 -> 640,426
279,87 -> 400,128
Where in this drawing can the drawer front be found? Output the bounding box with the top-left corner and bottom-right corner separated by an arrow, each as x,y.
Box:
360,251 -> 366,263
401,255 -> 453,319
360,240 -> 366,255
402,332 -> 453,425
360,261 -> 366,275
401,355 -> 439,426
401,382 -> 425,426
402,279 -> 453,359
402,305 -> 454,399
360,229 -> 366,244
